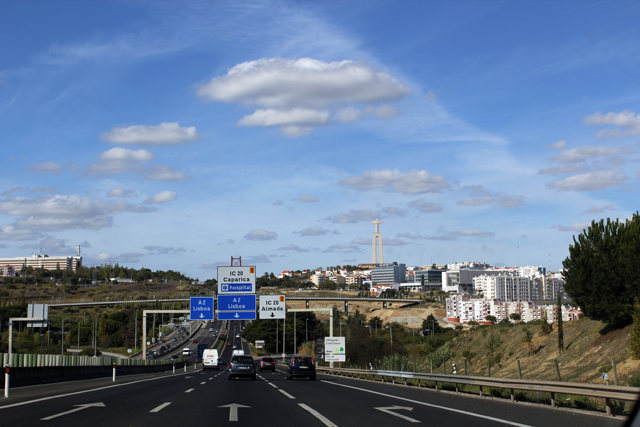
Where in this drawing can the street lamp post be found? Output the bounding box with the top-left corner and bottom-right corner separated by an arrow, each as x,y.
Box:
386,325 -> 393,348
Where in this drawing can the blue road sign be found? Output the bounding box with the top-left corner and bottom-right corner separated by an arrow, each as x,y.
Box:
190,297 -> 214,320
217,295 -> 256,320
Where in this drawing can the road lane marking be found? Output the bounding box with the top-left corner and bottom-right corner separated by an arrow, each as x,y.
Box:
150,402 -> 172,413
298,403 -> 338,427
41,402 -> 105,420
268,383 -> 278,389
0,372 -> 195,410
278,389 -> 296,399
200,381 -> 206,385
219,403 -> 250,421
185,388 -> 195,393
375,406 -> 420,423
321,381 -> 533,427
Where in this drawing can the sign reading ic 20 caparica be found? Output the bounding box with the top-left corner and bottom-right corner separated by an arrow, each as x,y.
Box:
217,266 -> 256,294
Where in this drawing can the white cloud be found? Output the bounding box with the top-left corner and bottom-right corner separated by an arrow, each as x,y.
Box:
238,108 -> 330,127
145,165 -> 189,181
552,222 -> 591,232
584,205 -> 614,213
538,165 -> 589,176
323,243 -> 361,253
100,147 -> 154,161
19,236 -> 74,254
547,169 -> 628,191
340,169 -> 449,194
296,194 -> 319,203
450,229 -> 495,237
144,191 -> 177,204
547,140 -> 567,149
325,209 -> 380,223
294,226 -> 330,236
197,58 -> 411,136
396,232 -> 456,241
144,245 -> 186,254
88,148 -> 154,175
585,110 -> 640,139
365,105 -> 401,119
334,107 -> 362,123
552,145 -> 632,163
244,229 -> 278,240
0,224 -> 42,241
197,58 -> 411,109
107,188 -> 135,198
29,162 -> 62,174
381,207 -> 406,216
100,122 -> 202,145
457,186 -> 524,209
93,252 -> 143,263
0,195 -> 155,231
278,244 -> 309,252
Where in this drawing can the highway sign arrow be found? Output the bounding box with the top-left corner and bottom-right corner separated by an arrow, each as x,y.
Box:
234,313 -> 239,318
374,406 -> 420,423
219,403 -> 251,422
41,402 -> 106,420
270,313 -> 275,318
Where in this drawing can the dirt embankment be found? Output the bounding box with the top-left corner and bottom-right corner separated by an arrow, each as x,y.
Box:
447,317 -> 640,385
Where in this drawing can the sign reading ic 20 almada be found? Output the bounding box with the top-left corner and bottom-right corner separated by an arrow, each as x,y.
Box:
217,266 -> 256,294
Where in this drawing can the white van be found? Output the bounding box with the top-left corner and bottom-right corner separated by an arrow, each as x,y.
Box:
232,349 -> 245,356
182,348 -> 191,356
202,349 -> 219,370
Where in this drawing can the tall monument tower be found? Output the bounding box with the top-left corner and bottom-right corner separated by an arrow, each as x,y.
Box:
371,219 -> 384,265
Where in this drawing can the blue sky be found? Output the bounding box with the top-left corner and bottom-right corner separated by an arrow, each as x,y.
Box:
1,0 -> 639,280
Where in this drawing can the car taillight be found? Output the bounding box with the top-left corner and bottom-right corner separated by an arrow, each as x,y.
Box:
253,364 -> 256,369
229,363 -> 232,369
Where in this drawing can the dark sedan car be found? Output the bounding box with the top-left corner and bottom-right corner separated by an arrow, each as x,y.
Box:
259,357 -> 275,371
286,355 -> 316,380
228,355 -> 256,380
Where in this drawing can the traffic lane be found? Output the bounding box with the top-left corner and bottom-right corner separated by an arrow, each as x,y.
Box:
276,371 -> 624,427
0,368 -> 206,426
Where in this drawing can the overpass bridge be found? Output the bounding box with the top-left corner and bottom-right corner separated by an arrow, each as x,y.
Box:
46,296 -> 421,315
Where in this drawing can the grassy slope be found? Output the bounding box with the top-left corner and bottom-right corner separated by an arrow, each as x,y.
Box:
446,317 -> 640,385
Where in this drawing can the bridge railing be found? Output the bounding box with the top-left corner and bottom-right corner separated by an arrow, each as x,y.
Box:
318,366 -> 640,416
1,352 -> 177,368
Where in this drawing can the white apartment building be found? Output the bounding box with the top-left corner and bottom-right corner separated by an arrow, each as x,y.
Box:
474,275 -> 531,301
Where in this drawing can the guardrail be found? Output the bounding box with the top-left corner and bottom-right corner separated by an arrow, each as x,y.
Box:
317,366 -> 640,416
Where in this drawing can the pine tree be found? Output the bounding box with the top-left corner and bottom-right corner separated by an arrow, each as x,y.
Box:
629,303 -> 640,359
563,213 -> 640,326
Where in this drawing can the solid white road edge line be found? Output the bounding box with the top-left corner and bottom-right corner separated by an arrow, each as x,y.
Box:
278,389 -> 296,399
320,381 -> 533,427
298,403 -> 338,427
0,371 -> 193,410
150,402 -> 172,413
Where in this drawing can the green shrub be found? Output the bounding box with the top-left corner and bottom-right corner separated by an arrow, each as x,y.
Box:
610,399 -> 627,415
627,374 -> 640,387
572,395 -> 598,410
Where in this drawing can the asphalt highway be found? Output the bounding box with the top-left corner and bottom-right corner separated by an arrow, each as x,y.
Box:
0,321 -> 627,427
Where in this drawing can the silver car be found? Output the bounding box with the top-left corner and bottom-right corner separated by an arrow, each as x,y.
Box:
228,355 -> 256,380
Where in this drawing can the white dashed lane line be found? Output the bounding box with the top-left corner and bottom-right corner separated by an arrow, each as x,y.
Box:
150,402 -> 171,413
278,389 -> 296,400
185,388 -> 195,393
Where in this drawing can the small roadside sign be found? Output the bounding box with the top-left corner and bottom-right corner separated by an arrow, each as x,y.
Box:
325,337 -> 346,362
259,295 -> 286,319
